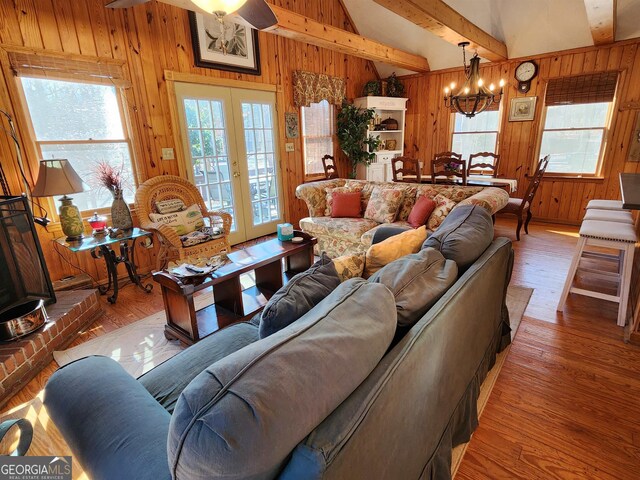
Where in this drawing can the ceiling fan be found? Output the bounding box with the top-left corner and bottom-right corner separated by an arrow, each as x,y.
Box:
105,0 -> 278,30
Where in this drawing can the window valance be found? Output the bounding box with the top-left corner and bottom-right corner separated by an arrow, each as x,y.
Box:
545,71 -> 618,106
293,70 -> 346,107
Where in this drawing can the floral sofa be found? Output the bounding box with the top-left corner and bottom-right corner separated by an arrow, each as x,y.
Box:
295,179 -> 509,258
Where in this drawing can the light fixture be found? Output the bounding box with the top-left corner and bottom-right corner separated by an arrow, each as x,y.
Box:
32,159 -> 88,241
190,0 -> 248,15
444,42 -> 504,118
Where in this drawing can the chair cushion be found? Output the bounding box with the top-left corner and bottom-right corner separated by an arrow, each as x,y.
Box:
583,208 -> 633,224
149,203 -> 204,235
501,197 -> 528,213
167,279 -> 397,480
364,226 -> 428,277
423,205 -> 494,271
299,217 -> 379,243
408,195 -> 437,228
579,220 -> 638,242
426,194 -> 456,230
369,248 -> 457,328
364,187 -> 405,223
259,253 -> 340,338
586,199 -> 624,211
332,253 -> 365,281
331,191 -> 362,218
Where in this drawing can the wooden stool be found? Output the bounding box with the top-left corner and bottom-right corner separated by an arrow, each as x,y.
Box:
557,220 -> 638,327
583,209 -> 634,224
586,200 -> 625,211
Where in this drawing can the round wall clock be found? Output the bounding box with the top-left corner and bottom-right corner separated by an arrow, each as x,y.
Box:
515,60 -> 538,93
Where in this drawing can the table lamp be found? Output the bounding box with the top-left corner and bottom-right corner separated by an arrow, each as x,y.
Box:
32,159 -> 88,241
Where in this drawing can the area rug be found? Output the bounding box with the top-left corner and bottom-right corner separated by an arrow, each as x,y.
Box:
54,286 -> 533,383
450,285 -> 534,477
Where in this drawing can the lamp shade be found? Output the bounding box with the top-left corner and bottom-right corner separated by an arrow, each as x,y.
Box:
191,0 -> 248,14
32,159 -> 87,197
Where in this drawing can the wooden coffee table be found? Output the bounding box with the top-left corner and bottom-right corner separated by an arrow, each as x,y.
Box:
152,232 -> 317,345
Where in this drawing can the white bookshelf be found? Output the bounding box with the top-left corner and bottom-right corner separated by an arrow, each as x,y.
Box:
353,96 -> 408,182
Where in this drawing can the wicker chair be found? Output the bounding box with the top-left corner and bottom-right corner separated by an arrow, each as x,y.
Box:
134,175 -> 232,270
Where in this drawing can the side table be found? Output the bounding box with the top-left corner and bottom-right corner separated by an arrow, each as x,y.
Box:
56,228 -> 154,303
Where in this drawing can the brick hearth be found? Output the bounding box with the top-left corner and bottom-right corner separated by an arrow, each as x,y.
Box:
0,290 -> 102,407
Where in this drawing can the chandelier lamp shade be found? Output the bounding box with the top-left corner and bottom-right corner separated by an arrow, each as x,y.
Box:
444,42 -> 505,118
191,0 -> 248,14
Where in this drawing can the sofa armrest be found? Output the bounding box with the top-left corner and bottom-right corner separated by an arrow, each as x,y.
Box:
457,187 -> 509,214
44,356 -> 171,480
295,179 -> 346,217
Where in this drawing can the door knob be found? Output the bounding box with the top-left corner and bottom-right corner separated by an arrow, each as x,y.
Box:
233,172 -> 240,178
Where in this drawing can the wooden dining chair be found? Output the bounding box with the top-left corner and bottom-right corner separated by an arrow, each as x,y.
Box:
431,157 -> 467,185
468,152 -> 500,177
392,156 -> 422,183
322,154 -> 339,179
498,155 -> 550,240
434,151 -> 462,161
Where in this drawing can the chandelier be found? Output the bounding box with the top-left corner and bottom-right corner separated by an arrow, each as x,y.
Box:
444,42 -> 504,118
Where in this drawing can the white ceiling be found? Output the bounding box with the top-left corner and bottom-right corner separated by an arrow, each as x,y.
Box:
341,0 -> 640,77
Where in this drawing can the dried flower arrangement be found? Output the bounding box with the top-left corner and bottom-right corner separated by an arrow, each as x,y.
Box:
95,160 -> 124,195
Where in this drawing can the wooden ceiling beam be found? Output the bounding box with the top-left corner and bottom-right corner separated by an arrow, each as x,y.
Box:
373,0 -> 508,62
584,0 -> 617,45
268,5 -> 430,73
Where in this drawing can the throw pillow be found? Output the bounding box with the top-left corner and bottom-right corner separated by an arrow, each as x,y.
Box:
364,225 -> 427,278
332,253 -> 365,281
423,204 -> 494,271
324,185 -> 363,216
155,198 -> 186,214
331,192 -> 362,218
364,187 -> 405,224
369,248 -> 458,328
407,195 -> 436,228
149,203 -> 204,235
259,253 -> 340,338
426,193 -> 456,230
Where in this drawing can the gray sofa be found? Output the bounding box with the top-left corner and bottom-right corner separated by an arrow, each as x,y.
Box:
43,224 -> 513,480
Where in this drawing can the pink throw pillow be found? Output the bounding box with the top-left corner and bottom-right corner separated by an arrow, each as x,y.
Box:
407,195 -> 436,228
331,192 -> 362,218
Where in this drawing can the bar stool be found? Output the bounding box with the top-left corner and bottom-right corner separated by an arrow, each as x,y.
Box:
583,209 -> 634,224
586,199 -> 625,211
557,220 -> 637,327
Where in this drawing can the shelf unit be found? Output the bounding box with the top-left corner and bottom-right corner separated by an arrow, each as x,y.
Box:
353,96 -> 408,182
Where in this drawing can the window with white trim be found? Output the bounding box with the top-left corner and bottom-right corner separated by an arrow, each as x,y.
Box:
451,110 -> 500,160
20,77 -> 135,212
301,99 -> 335,176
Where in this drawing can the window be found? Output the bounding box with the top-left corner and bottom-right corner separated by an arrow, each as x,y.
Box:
539,71 -> 617,175
301,100 -> 334,176
540,103 -> 611,175
451,110 -> 500,160
20,77 -> 135,212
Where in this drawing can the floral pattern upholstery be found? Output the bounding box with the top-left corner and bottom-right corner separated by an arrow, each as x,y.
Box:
296,179 -> 509,258
364,187 -> 405,223
324,184 -> 364,216
426,194 -> 456,230
332,253 -> 366,281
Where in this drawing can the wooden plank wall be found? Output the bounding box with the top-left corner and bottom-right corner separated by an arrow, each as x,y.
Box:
403,39 -> 640,225
0,0 -> 377,282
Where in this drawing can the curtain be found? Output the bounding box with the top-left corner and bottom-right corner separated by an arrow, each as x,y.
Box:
293,70 -> 346,107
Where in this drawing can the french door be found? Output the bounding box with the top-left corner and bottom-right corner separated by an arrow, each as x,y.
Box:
174,82 -> 283,245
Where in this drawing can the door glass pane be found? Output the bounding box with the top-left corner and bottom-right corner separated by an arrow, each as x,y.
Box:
241,102 -> 281,226
183,98 -> 237,231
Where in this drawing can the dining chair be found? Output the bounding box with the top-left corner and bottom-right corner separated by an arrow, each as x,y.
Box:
431,157 -> 467,185
434,151 -> 462,161
392,156 -> 422,183
322,154 -> 339,179
497,155 -> 549,240
468,152 -> 500,178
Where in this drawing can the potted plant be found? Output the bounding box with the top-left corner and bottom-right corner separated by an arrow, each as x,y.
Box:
362,80 -> 381,97
386,73 -> 405,97
337,102 -> 381,179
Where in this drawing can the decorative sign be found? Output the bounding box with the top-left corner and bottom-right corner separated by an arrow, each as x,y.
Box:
285,112 -> 299,139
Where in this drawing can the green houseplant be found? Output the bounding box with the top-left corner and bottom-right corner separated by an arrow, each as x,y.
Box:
337,102 -> 381,178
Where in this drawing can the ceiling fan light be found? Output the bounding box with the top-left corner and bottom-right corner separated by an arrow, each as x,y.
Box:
191,0 -> 248,14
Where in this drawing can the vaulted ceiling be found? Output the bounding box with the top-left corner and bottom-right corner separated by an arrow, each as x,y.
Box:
341,0 -> 640,76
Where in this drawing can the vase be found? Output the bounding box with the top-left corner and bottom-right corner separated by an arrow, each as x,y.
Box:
111,189 -> 133,230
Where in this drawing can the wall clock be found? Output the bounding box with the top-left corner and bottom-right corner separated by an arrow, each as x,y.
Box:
515,60 -> 538,93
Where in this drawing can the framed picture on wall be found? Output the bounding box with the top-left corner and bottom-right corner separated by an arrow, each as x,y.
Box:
189,12 -> 261,75
509,96 -> 537,122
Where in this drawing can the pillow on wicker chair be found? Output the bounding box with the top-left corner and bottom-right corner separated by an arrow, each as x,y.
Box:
149,204 -> 204,235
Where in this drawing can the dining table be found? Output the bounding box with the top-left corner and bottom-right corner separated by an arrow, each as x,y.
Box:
620,173 -> 640,343
397,174 -> 518,193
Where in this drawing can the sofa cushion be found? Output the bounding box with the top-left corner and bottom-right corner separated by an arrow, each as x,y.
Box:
324,185 -> 363,216
423,204 -> 494,271
408,195 -> 437,228
369,248 -> 457,328
259,253 -> 340,338
149,203 -> 204,235
331,191 -> 362,218
427,194 -> 456,230
299,217 -> 379,243
360,221 -> 412,247
167,279 -> 397,480
364,225 -> 427,277
364,187 -> 405,224
332,253 -> 365,281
